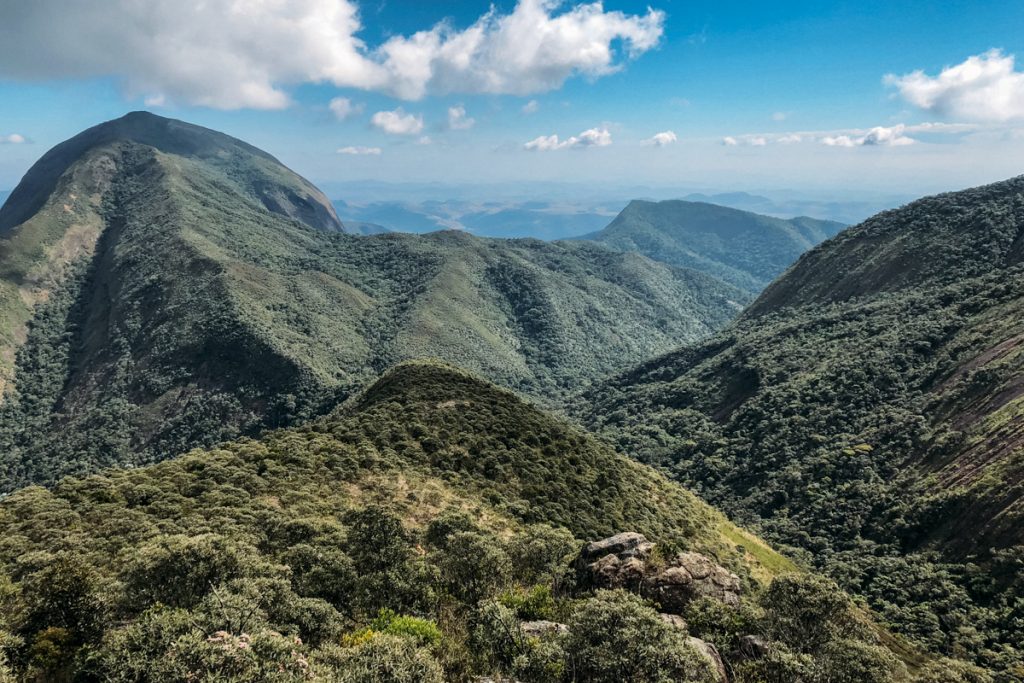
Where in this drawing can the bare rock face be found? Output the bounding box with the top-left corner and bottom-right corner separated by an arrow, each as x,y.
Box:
577,532 -> 742,612
520,620 -> 569,638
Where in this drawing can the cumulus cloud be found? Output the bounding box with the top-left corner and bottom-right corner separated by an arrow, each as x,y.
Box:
722,136 -> 739,146
0,134 -> 26,144
522,99 -> 540,114
643,131 -> 677,146
0,0 -> 664,109
329,97 -> 362,120
885,50 -> 1024,122
376,0 -> 665,100
371,108 -> 424,135
821,125 -> 915,147
447,106 -> 475,130
337,145 -> 382,155
524,127 -> 612,150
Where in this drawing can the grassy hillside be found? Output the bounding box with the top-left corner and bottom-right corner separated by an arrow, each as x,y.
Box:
0,113 -> 748,490
579,176 -> 1024,678
578,199 -> 844,293
0,361 -> 933,682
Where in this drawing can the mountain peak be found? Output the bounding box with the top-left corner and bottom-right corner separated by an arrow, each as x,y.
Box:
0,111 -> 342,233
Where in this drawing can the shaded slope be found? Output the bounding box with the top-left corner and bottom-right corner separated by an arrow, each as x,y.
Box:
579,199 -> 844,293
0,114 -> 748,490
578,176 -> 1024,674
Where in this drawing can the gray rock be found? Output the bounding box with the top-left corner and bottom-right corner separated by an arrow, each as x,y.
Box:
577,533 -> 742,613
688,636 -> 729,683
735,634 -> 770,660
580,531 -> 653,560
520,620 -> 568,638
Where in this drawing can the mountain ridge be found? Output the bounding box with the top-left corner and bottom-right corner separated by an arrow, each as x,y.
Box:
0,113 -> 748,490
577,198 -> 844,293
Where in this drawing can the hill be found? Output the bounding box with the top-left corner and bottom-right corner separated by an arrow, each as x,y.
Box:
579,176 -> 1024,677
0,112 -> 748,490
0,361 -> 931,682
578,199 -> 844,292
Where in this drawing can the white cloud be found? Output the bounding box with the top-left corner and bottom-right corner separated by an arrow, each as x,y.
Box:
0,0 -> 664,109
522,99 -> 540,114
417,136 -> 433,145
723,124 -> 930,148
371,108 -> 424,135
376,0 -> 665,100
772,111 -> 788,121
337,145 -> 381,155
329,97 -> 362,120
0,134 -> 26,144
885,50 -> 1024,122
525,126 -> 612,151
821,125 -> 915,147
447,105 -> 475,130
643,131 -> 677,146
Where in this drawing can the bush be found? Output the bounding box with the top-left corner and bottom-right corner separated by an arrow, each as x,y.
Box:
759,574 -> 869,654
317,634 -> 444,683
812,638 -> 907,683
564,590 -> 716,683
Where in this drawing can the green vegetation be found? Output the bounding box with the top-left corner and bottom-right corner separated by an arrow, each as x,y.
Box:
0,362 -> 915,681
578,198 -> 843,293
0,113 -> 747,490
579,175 -> 1024,679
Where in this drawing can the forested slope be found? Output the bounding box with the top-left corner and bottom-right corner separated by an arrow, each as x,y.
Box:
580,176 -> 1024,677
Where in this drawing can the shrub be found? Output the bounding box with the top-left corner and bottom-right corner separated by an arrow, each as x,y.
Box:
564,590 -> 716,683
317,634 -> 444,683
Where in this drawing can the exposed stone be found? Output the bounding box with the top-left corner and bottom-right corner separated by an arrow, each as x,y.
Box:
734,634 -> 770,660
688,636 -> 729,683
520,620 -> 568,638
577,533 -> 742,613
580,531 -> 653,560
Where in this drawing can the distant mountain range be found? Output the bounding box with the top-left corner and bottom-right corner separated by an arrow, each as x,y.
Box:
577,199 -> 845,292
333,198 -> 617,240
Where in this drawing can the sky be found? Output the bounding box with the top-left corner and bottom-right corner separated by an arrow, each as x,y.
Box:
1,0 -> 1023,200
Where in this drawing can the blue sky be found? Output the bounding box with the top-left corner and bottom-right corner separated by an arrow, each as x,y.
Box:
1,0 -> 1023,198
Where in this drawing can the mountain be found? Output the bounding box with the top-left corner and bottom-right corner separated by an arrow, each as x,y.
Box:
343,220 -> 392,235
579,176 -> 1024,676
0,112 -> 748,490
0,191 -> 9,207
332,198 -> 617,240
578,199 -> 845,293
680,191 -> 909,225
0,361 -> 929,682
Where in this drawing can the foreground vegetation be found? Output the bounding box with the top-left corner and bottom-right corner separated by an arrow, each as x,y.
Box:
0,362 -> 946,682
